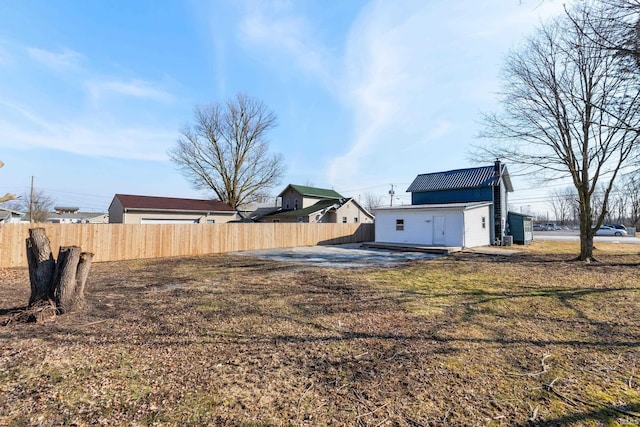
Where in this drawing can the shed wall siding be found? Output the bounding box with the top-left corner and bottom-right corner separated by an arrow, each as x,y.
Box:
375,209 -> 465,246
463,207 -> 491,247
411,187 -> 493,205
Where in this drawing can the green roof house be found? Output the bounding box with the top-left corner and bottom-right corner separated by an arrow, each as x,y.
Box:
261,184 -> 374,224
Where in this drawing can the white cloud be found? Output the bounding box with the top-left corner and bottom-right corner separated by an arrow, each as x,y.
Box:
326,1 -> 566,188
26,47 -> 83,70
238,3 -> 332,87
0,101 -> 175,161
85,79 -> 174,102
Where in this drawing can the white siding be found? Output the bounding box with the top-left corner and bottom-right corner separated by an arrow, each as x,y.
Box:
375,209 -> 464,246
463,206 -> 491,247
374,204 -> 490,248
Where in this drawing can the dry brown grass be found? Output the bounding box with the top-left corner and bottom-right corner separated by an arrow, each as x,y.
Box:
1,241 -> 639,426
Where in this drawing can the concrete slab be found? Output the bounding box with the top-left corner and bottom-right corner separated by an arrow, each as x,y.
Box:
361,242 -> 462,255
231,243 -> 442,268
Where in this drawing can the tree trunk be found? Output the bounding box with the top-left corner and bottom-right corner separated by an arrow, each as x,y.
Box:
75,252 -> 94,309
53,246 -> 82,314
579,233 -> 595,261
24,229 -> 94,317
26,228 -> 55,306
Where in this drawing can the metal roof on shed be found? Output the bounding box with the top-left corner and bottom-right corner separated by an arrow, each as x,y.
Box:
406,165 -> 513,193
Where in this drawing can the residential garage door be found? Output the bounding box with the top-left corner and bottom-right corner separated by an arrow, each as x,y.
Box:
140,218 -> 199,224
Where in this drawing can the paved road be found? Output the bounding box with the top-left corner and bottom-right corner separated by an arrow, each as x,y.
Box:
534,230 -> 640,244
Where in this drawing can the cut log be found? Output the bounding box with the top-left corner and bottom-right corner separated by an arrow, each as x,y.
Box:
26,228 -> 55,306
75,252 -> 94,308
53,246 -> 81,314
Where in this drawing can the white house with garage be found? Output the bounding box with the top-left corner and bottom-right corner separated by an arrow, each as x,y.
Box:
373,202 -> 492,248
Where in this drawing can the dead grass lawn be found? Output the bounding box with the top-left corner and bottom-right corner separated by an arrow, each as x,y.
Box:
0,241 -> 639,426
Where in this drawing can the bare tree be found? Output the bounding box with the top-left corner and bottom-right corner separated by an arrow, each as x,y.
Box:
623,173 -> 640,225
477,2 -> 640,260
169,93 -> 285,209
15,189 -> 54,223
363,192 -> 385,212
548,188 -> 576,225
579,0 -> 640,65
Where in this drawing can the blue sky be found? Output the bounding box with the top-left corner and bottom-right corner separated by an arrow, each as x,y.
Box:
0,0 -> 565,213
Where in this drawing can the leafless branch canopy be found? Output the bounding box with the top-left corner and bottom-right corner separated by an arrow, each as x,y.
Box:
169,93 -> 285,209
476,2 -> 640,259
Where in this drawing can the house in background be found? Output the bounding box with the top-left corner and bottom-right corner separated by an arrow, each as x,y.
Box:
406,161 -> 513,244
0,207 -> 25,224
373,202 -> 492,248
47,206 -> 108,224
108,194 -> 238,224
260,184 -> 374,224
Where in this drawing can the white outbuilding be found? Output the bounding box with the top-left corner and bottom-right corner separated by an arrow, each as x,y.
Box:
373,202 -> 492,248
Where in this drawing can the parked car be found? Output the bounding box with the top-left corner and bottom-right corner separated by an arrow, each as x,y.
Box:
604,224 -> 626,231
595,225 -> 628,236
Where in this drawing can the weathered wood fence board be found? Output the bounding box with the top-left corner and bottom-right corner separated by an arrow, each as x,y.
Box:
0,223 -> 375,268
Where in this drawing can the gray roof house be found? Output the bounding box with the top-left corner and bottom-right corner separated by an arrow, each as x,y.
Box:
47,207 -> 108,224
407,161 -> 513,244
0,207 -> 25,224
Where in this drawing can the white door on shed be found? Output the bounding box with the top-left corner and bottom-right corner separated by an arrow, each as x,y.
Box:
433,215 -> 446,245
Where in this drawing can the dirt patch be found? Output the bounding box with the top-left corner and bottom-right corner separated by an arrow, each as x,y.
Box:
1,246 -> 639,425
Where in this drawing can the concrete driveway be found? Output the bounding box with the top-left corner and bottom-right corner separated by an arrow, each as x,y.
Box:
232,243 -> 441,268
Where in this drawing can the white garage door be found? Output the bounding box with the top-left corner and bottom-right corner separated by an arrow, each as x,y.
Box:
140,218 -> 199,224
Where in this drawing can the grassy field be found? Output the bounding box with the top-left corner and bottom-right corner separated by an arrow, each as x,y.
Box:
1,241 -> 639,426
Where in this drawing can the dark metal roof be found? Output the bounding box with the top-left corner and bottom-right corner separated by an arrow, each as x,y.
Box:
406,164 -> 513,193
114,194 -> 235,212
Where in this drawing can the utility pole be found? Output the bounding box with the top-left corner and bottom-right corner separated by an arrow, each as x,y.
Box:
30,176 -> 34,223
389,184 -> 395,207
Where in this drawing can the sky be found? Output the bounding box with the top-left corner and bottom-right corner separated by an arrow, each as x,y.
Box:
0,0 -> 567,214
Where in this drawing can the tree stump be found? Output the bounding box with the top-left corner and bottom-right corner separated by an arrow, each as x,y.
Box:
24,228 -> 93,318
26,228 -> 55,305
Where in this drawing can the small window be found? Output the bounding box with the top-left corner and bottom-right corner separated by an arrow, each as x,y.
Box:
481,217 -> 486,229
297,217 -> 304,223
272,219 -> 280,223
354,217 -> 359,223
342,217 -> 347,223
285,199 -> 290,209
396,219 -> 404,231
294,199 -> 299,210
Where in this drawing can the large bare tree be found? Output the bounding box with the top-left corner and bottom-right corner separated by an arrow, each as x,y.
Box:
478,2 -> 640,260
579,0 -> 640,63
169,93 -> 285,209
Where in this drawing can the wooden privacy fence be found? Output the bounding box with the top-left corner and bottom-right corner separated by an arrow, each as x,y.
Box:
0,223 -> 375,268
